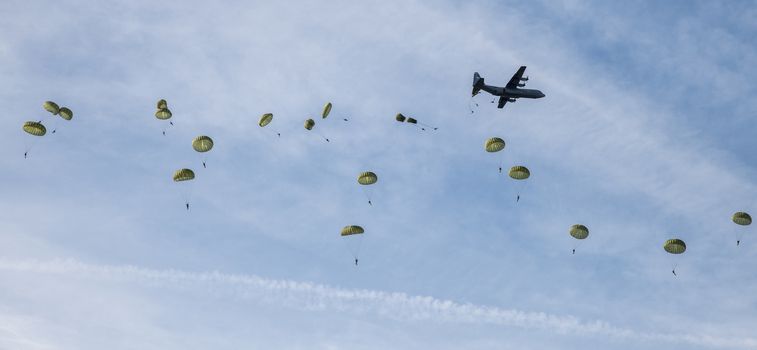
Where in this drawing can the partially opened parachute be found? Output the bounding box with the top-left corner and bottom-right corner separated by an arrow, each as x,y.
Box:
664,238 -> 686,254
23,121 -> 46,136
322,102 -> 332,119
395,113 -> 406,122
357,171 -> 378,185
341,225 -> 364,236
173,168 -> 195,182
485,137 -> 506,153
43,101 -> 60,115
192,136 -> 213,153
509,166 -> 530,180
569,224 -> 589,240
58,107 -> 73,121
259,113 -> 273,127
733,212 -> 752,226
157,99 -> 168,110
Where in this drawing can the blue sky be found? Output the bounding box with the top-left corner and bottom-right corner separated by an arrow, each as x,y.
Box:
1,0 -> 756,349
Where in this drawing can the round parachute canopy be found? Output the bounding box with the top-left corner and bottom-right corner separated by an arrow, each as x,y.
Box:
341,225 -> 364,236
357,171 -> 378,185
259,113 -> 273,127
508,166 -> 530,180
304,118 -> 315,130
569,224 -> 589,240
173,168 -> 195,182
406,117 -> 418,124
155,108 -> 172,120
43,101 -> 60,115
23,121 -> 46,136
192,136 -> 214,152
157,99 -> 168,110
664,238 -> 686,254
485,137 -> 506,153
732,212 -> 752,226
395,113 -> 406,122
322,102 -> 332,119
58,107 -> 73,121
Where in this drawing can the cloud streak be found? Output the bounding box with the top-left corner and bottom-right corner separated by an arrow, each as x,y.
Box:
1,258 -> 754,349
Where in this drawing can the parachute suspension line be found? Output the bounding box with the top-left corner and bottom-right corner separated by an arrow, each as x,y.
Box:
418,122 -> 438,131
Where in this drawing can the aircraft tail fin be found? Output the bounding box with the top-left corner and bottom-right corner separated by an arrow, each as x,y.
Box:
472,72 -> 484,96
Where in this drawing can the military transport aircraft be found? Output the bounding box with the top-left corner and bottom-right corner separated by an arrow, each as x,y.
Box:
472,66 -> 545,108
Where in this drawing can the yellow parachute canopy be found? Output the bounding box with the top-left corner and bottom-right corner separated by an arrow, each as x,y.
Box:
155,108 -> 172,120
485,137 -> 506,153
509,166 -> 530,180
192,136 -> 214,153
259,113 -> 273,127
23,121 -> 46,136
322,102 -> 332,119
357,171 -> 378,185
569,224 -> 589,240
58,107 -> 73,121
157,99 -> 168,110
43,101 -> 60,115
395,113 -> 406,122
173,168 -> 195,182
341,225 -> 364,236
733,212 -> 752,226
304,118 -> 315,130
664,238 -> 686,254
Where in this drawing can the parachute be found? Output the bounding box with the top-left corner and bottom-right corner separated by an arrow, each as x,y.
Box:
341,225 -> 365,236
664,238 -> 686,254
192,136 -> 214,153
173,168 -> 195,182
155,108 -> 172,120
733,212 -> 752,226
407,117 -> 417,124
23,121 -> 46,136
157,99 -> 168,110
357,171 -> 378,185
322,102 -> 332,119
395,113 -> 407,122
508,166 -> 530,180
485,137 -> 505,153
58,107 -> 73,121
259,113 -> 273,127
569,224 -> 589,240
304,118 -> 315,130
43,101 -> 60,115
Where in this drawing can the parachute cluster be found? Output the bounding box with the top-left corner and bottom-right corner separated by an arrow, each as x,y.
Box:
20,93 -> 754,273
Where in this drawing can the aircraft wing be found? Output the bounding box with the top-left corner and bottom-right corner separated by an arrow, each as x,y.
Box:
497,96 -> 508,108
505,66 -> 527,89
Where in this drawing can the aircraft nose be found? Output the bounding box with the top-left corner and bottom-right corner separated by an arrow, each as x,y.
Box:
538,91 -> 546,98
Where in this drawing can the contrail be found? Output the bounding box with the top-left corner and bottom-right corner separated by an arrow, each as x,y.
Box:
0,258 -> 754,349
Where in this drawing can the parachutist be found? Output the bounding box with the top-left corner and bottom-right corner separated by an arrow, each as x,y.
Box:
516,195 -> 520,202
186,203 -> 190,211
52,129 -> 56,134
326,138 -> 330,142
672,269 -> 677,276
355,258 -> 358,266
343,118 -> 348,121
572,249 -> 575,255
162,131 -> 166,136
24,152 -> 27,159
170,121 -> 174,126
368,200 -> 372,206
202,162 -> 206,168
737,240 -> 740,246
277,133 -> 281,137
498,167 -> 502,173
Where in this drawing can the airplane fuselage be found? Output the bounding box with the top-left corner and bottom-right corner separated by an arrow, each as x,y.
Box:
481,84 -> 545,99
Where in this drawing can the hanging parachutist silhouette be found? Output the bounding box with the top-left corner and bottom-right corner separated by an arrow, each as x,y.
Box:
186,203 -> 190,211
672,269 -> 677,276
343,118 -> 349,121
368,200 -> 372,206
737,240 -> 740,246
572,249 -> 575,255
355,258 -> 358,266
162,131 -> 166,136
24,152 -> 27,159
277,133 -> 281,137
498,167 -> 502,173
170,121 -> 174,126
52,129 -> 56,134
516,195 -> 520,202
202,162 -> 206,168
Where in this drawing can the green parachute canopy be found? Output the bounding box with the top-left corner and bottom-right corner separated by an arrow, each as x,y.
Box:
23,121 -> 46,136
43,101 -> 60,115
733,212 -> 752,226
322,102 -> 332,119
485,137 -> 506,153
58,107 -> 73,121
259,113 -> 273,127
570,224 -> 589,240
395,113 -> 406,122
664,238 -> 686,254
157,99 -> 168,110
304,118 -> 315,130
192,136 -> 213,153
341,225 -> 364,236
357,171 -> 378,185
155,108 -> 172,120
406,117 -> 417,124
508,166 -> 530,180
173,168 -> 195,182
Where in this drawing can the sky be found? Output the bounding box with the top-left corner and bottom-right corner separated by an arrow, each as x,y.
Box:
1,0 -> 756,349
